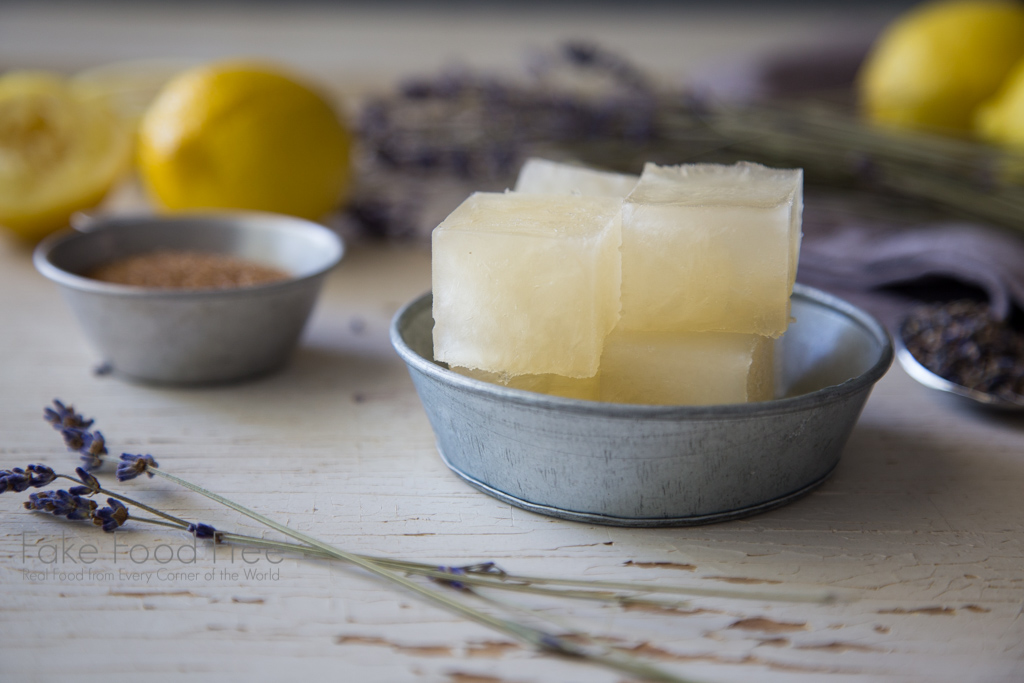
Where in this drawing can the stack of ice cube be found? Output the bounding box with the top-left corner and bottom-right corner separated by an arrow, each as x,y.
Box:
431,158 -> 802,406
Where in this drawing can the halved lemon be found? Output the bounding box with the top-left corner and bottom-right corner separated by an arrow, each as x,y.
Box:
0,71 -> 133,242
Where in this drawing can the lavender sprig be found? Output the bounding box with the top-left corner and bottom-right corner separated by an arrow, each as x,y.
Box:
4,468 -> 829,609
34,404 -> 837,605
28,403 -> 704,680
2,463 -> 673,605
6,463 -> 695,682
348,42 -> 1024,242
13,401 -> 849,682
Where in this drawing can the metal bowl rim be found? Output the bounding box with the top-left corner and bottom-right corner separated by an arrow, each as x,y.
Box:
390,284 -> 894,419
32,211 -> 344,299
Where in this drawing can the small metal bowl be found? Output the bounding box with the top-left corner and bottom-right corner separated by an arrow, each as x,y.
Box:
34,212 -> 343,385
391,285 -> 893,527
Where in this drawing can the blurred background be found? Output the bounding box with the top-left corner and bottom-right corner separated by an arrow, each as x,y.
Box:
5,0 -> 1024,333
5,0 -> 1024,405
1,1 -> 911,85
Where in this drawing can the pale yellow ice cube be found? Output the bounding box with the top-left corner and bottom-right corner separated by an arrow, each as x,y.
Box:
432,192 -> 621,378
620,161 -> 802,337
599,328 -> 774,406
450,366 -> 601,401
514,157 -> 639,197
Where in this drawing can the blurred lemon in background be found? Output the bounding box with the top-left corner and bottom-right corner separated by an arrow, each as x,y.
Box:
858,0 -> 1024,133
137,61 -> 352,220
0,71 -> 132,242
975,57 -> 1024,148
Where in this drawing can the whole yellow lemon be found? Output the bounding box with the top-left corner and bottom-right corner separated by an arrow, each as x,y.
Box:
0,71 -> 132,242
975,57 -> 1024,148
858,0 -> 1024,133
138,62 -> 351,220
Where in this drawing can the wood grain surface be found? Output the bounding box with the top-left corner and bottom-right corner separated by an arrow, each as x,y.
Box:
3,234 -> 1022,682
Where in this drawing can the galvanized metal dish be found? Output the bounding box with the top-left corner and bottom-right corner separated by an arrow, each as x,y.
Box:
391,285 -> 893,527
34,212 -> 343,385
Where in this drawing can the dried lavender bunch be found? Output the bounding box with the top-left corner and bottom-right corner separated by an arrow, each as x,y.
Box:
347,42 -> 663,240
38,402 -> 839,597
346,41 -> 1024,241
3,463 -> 692,681
0,401 -> 852,682
359,41 -> 657,181
666,101 -> 1024,232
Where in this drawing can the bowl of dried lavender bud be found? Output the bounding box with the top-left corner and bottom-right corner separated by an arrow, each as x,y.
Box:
897,300 -> 1024,410
34,212 -> 343,384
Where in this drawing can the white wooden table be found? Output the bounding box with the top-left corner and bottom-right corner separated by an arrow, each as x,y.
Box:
2,5 -> 1023,682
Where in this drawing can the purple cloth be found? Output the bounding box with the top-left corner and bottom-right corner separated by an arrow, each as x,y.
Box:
798,218 -> 1024,319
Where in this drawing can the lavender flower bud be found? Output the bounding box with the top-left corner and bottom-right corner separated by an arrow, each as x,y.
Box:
435,566 -> 468,590
188,523 -> 221,542
60,429 -> 108,470
74,467 -> 100,493
116,454 -> 158,481
25,491 -> 54,512
189,523 -> 215,538
24,490 -> 97,521
26,464 -> 57,488
1,468 -> 34,494
63,493 -> 98,521
78,431 -> 107,470
44,400 -> 94,430
61,428 -> 86,452
92,498 -> 129,532
43,406 -> 61,427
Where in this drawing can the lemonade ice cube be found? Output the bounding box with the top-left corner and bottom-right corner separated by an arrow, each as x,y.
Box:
432,192 -> 621,378
619,161 -> 802,337
450,366 -> 601,401
514,157 -> 639,197
599,329 -> 774,406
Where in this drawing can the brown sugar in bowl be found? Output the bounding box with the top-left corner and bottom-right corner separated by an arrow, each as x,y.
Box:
87,249 -> 290,289
34,212 -> 343,384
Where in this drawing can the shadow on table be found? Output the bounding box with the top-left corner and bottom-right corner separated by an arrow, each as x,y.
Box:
636,420 -> 1024,540
129,343 -> 421,429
